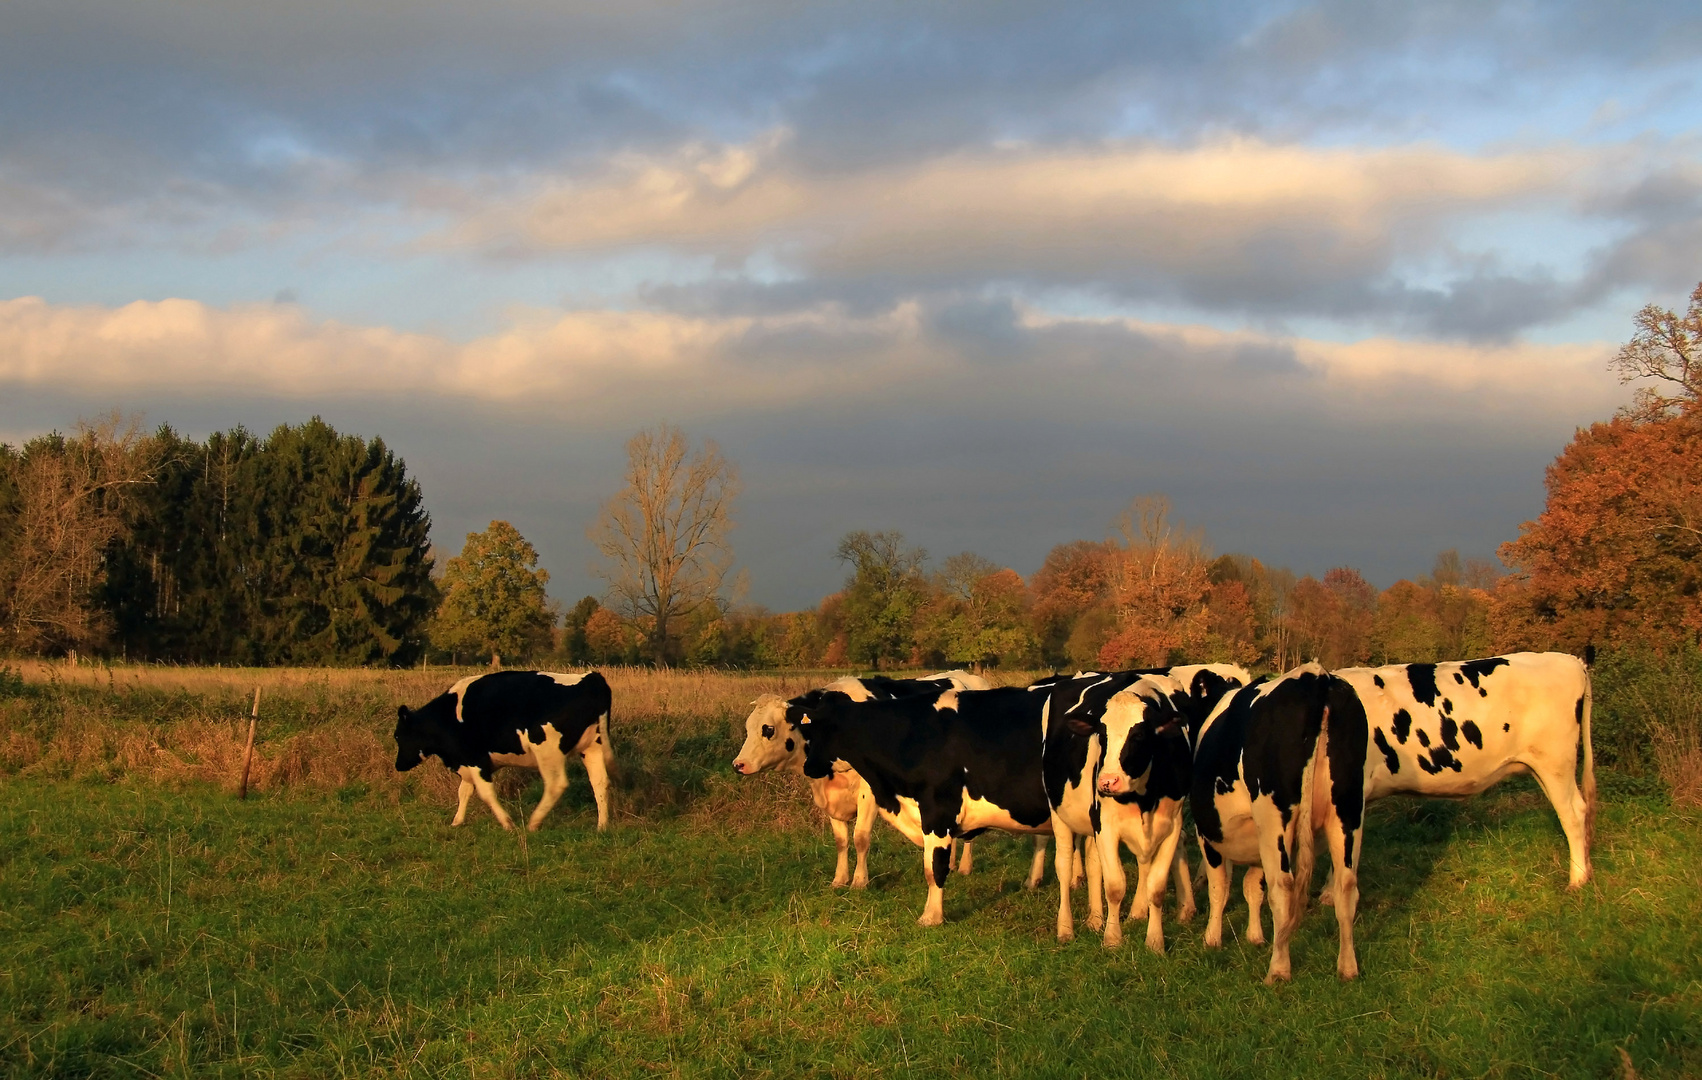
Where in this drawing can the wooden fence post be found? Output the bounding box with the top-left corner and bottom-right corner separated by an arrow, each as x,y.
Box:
239,686 -> 259,800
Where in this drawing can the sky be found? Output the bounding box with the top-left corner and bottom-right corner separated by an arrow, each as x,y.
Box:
2,0 -> 1699,610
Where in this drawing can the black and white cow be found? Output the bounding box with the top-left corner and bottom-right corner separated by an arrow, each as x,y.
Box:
1192,651 -> 1595,983
731,671 -> 997,888
793,685 -> 1068,930
1333,652 -> 1595,887
1047,664 -> 1252,950
394,670 -> 614,832
1189,663 -> 1342,983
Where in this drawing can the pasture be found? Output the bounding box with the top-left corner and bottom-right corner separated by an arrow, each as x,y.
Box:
1,664 -> 1698,1078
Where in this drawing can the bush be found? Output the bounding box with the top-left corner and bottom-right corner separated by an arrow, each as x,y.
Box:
1592,644 -> 1702,805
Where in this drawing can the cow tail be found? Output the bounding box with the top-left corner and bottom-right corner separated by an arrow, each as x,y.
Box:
1287,713 -> 1322,936
1580,665 -> 1596,851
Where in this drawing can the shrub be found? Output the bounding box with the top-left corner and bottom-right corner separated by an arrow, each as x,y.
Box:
1592,644 -> 1702,805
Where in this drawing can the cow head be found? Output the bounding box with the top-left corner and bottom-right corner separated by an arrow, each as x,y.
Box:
732,695 -> 805,775
792,690 -> 850,781
394,704 -> 433,772
1096,676 -> 1188,797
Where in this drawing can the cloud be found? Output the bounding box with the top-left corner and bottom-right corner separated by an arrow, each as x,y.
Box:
0,293 -> 1622,425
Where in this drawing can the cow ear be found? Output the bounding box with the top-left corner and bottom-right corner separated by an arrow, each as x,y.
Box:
1064,716 -> 1096,736
397,705 -> 410,722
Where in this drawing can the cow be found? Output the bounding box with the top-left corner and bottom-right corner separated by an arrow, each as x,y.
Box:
793,684 -> 1068,930
394,670 -> 614,832
1047,664 -> 1252,951
1189,663 -> 1342,983
731,671 -> 1000,889
1193,651 -> 1595,983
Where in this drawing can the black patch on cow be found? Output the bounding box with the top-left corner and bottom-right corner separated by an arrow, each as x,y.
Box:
1575,695 -> 1585,726
1460,720 -> 1483,749
1428,746 -> 1462,773
1460,657 -> 1510,689
1391,708 -> 1412,744
1202,842 -> 1224,868
1503,723 -> 1510,732
1453,672 -> 1465,684
1416,752 -> 1441,775
1089,800 -> 1101,834
1440,715 -> 1460,751
393,671 -> 612,781
1407,664 -> 1441,707
795,686 -> 1052,837
1372,727 -> 1400,774
1479,687 -> 1488,697
1416,728 -> 1431,748
1276,833 -> 1290,873
931,844 -> 951,887
1442,697 -> 1453,715
785,737 -> 795,752
1373,674 -> 1385,689
1325,677 -> 1370,869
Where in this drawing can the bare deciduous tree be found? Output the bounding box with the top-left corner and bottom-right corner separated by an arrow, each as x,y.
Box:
589,424 -> 738,665
1,413 -> 157,654
1613,281 -> 1702,420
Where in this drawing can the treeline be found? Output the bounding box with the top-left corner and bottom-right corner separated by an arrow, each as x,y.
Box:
0,416 -> 435,665
556,502 -> 1507,672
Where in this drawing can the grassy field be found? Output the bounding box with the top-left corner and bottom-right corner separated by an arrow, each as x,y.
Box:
2,664 -> 1699,1078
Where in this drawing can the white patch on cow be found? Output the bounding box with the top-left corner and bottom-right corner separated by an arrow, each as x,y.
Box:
933,690 -> 960,712
447,674 -> 479,722
925,669 -> 993,691
824,676 -> 876,702
541,671 -> 587,687
1065,675 -> 1116,712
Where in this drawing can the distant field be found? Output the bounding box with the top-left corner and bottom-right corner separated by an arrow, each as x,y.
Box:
2,665 -> 1699,1078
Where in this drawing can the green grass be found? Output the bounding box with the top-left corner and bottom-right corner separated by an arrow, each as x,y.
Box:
2,772 -> 1697,1079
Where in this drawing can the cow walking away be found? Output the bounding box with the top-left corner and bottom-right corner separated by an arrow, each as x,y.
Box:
394,670 -> 614,832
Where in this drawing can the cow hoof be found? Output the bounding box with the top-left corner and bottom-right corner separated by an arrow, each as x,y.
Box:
1146,932 -> 1166,955
527,822 -> 543,833
1178,905 -> 1197,923
1338,965 -> 1360,981
1319,891 -> 1335,907
1101,931 -> 1121,950
1263,968 -> 1291,986
1057,927 -> 1075,943
1246,930 -> 1266,946
851,877 -> 869,890
1204,933 -> 1222,949
917,912 -> 944,928
1086,915 -> 1104,932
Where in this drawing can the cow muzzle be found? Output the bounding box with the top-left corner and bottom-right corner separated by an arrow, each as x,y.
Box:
1098,774 -> 1125,795
732,760 -> 748,775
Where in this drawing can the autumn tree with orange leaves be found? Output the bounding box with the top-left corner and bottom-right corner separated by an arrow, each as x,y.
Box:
1495,283 -> 1702,652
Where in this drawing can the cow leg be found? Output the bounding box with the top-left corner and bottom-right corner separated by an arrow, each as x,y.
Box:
1142,818 -> 1189,954
465,767 -> 514,830
1070,840 -> 1085,889
1201,841 -> 1230,948
919,831 -> 953,927
1528,763 -> 1592,888
1025,835 -> 1049,890
830,818 -> 853,887
581,741 -> 612,831
1243,864 -> 1267,945
527,744 -> 570,832
451,771 -> 476,827
1171,835 -> 1196,922
1084,835 -> 1104,933
955,838 -> 974,876
850,783 -> 874,889
1258,822 -> 1299,984
1322,815 -> 1362,980
1319,866 -> 1335,907
1051,819 -> 1080,941
1098,826 -> 1129,949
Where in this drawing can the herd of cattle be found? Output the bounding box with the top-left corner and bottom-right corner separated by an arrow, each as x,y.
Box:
393,651 -> 1594,983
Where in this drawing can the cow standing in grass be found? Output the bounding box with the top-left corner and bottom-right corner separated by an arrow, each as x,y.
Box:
731,671 -> 1000,888
1049,664 -> 1251,951
394,670 -> 614,831
1192,652 -> 1595,983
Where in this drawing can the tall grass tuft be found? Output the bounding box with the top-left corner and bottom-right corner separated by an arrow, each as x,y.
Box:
1593,644 -> 1702,805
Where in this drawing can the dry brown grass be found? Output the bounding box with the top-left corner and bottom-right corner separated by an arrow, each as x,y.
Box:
0,661 -> 867,827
